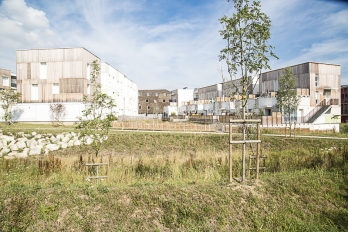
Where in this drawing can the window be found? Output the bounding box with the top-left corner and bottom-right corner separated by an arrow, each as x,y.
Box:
274,79 -> 278,92
40,62 -> 47,79
147,92 -> 150,96
87,64 -> 91,80
164,93 -> 167,96
154,100 -> 157,103
315,74 -> 319,87
31,84 -> 38,101
139,105 -> 142,110
147,106 -> 150,109
163,99 -> 166,102
52,83 -> 59,94
138,92 -> 142,96
155,92 -> 158,96
145,99 -> 149,103
2,76 -> 9,86
87,84 -> 90,94
316,91 -> 319,104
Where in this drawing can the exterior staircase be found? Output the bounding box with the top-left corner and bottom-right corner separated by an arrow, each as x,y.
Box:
306,105 -> 331,123
303,99 -> 336,123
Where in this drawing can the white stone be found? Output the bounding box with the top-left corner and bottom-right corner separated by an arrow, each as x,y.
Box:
29,145 -> 43,155
27,139 -> 38,147
35,134 -> 42,139
84,137 -> 93,145
8,140 -> 16,147
16,141 -> 27,149
62,137 -> 70,143
68,140 -> 75,147
57,142 -> 68,149
0,135 -> 14,142
56,134 -> 64,140
17,148 -> 29,158
73,140 -> 81,146
10,144 -> 19,151
8,151 -> 18,157
17,137 -> 28,142
60,143 -> 68,149
32,132 -> 37,136
1,148 -> 10,155
46,144 -> 60,151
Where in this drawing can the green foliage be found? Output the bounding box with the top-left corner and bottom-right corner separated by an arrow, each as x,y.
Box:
0,89 -> 21,124
340,123 -> 348,134
276,67 -> 300,136
75,60 -> 117,157
258,109 -> 264,116
276,67 -> 300,117
219,0 -> 278,114
170,112 -> 176,116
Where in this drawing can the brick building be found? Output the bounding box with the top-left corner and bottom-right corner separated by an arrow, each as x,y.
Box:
138,89 -> 171,115
341,85 -> 348,123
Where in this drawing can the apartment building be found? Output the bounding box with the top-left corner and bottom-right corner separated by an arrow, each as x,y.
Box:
0,68 -> 16,90
138,89 -> 171,115
100,62 -> 138,116
6,47 -> 138,121
341,85 -> 348,123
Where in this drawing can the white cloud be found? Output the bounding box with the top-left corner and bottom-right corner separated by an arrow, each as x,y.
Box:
0,0 -> 56,71
0,0 -> 347,88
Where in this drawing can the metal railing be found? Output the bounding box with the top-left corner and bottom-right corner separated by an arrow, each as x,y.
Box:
303,99 -> 326,123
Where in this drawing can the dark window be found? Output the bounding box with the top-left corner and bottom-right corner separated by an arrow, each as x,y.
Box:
146,99 -> 149,103
163,99 -> 166,102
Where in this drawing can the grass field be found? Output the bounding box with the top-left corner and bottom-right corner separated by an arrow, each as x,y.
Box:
0,123 -> 347,231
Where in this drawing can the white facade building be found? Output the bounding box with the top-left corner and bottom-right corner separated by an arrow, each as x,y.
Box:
100,62 -> 138,116
0,48 -> 139,122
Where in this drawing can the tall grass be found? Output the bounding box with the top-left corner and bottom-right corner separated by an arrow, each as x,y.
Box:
0,131 -> 347,231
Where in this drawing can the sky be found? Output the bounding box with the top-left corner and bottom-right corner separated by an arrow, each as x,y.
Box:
0,0 -> 347,90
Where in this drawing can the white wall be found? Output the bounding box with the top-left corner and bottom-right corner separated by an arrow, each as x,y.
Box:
177,89 -> 194,107
0,102 -> 85,122
101,62 -> 138,116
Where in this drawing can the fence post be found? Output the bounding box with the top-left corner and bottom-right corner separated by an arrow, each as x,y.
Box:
229,120 -> 233,183
256,122 -> 261,179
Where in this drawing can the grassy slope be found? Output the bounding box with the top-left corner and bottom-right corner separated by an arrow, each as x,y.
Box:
0,127 -> 347,231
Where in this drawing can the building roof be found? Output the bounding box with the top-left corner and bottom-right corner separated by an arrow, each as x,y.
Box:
16,47 -> 100,59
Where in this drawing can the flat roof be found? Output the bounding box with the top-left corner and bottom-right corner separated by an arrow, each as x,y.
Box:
16,47 -> 100,59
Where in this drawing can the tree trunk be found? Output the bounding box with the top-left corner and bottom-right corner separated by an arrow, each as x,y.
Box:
242,104 -> 246,182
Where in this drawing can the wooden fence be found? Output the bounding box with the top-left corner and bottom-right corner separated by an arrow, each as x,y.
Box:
113,121 -> 336,134
113,121 -> 218,132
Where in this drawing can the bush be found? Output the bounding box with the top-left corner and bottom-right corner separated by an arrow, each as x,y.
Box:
340,123 -> 348,134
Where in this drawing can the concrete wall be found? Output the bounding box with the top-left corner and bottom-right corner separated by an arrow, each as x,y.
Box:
0,102 -> 85,122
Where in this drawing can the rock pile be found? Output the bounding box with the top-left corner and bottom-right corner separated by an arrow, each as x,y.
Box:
0,130 -> 98,159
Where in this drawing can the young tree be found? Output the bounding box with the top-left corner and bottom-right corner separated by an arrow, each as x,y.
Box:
219,0 -> 277,181
49,103 -> 68,126
0,89 -> 21,125
75,60 -> 117,157
276,67 -> 300,137
219,0 -> 278,116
